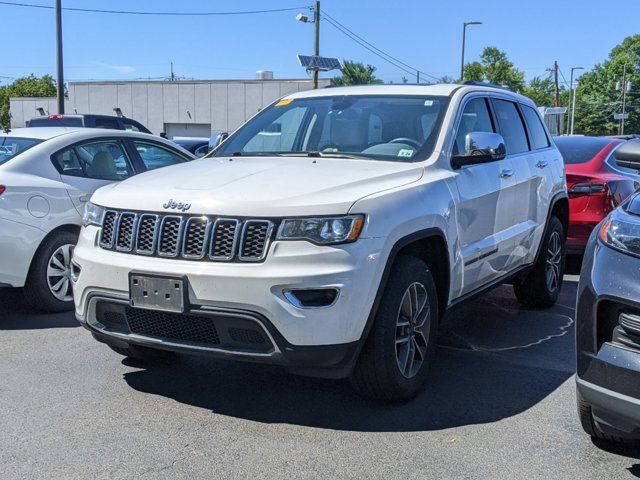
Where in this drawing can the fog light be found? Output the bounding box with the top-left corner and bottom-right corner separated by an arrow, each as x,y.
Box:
283,288 -> 339,308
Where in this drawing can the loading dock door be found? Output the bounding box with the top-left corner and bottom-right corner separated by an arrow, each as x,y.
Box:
164,123 -> 211,139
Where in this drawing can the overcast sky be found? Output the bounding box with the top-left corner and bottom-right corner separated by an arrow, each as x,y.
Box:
1,0 -> 635,87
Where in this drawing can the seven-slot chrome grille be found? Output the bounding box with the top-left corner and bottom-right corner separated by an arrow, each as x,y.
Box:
99,210 -> 274,262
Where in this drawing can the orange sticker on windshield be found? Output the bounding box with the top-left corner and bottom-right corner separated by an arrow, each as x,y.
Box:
275,98 -> 294,107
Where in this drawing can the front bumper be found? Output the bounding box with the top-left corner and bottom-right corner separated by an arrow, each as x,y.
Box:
72,226 -> 388,375
576,232 -> 640,436
0,216 -> 45,287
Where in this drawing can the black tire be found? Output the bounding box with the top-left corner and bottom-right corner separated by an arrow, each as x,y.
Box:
576,388 -> 633,444
351,255 -> 439,402
23,230 -> 78,313
109,344 -> 175,362
513,215 -> 565,308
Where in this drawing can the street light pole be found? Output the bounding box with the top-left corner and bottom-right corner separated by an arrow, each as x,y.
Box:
460,21 -> 482,81
569,66 -> 583,135
55,0 -> 64,114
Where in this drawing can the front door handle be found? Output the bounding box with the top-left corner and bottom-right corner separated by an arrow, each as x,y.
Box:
500,169 -> 514,179
536,160 -> 549,169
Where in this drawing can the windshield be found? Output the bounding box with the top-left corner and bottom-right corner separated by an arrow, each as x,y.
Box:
0,137 -> 43,166
215,95 -> 449,162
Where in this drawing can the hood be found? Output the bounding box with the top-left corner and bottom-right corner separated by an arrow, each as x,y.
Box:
91,156 -> 424,216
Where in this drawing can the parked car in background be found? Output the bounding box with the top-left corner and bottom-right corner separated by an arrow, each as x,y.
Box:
72,83 -> 568,400
576,140 -> 640,443
27,114 -> 152,134
0,127 -> 194,313
172,137 -> 210,157
554,135 -> 640,253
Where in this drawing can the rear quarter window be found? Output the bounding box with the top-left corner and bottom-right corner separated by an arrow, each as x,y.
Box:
0,137 -> 43,165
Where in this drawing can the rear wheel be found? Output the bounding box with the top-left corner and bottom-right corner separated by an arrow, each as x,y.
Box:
24,230 -> 77,313
351,255 -> 438,402
514,215 -> 565,308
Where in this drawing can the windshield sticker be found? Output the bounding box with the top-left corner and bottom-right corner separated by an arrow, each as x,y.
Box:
275,98 -> 294,107
398,149 -> 414,158
424,100 -> 434,106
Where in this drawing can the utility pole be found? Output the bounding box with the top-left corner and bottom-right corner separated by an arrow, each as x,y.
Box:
170,62 -> 175,81
621,64 -> 629,135
552,61 -> 560,134
55,0 -> 64,114
569,66 -> 584,135
312,1 -> 320,89
416,71 -> 420,84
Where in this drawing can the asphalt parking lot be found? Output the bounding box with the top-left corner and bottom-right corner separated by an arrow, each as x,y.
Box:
1,266 -> 639,479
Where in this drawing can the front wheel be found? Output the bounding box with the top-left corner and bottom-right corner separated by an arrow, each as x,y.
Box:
513,215 -> 565,308
350,255 -> 439,402
23,230 -> 78,313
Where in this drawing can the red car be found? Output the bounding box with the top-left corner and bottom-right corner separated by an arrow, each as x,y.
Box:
555,136 -> 640,253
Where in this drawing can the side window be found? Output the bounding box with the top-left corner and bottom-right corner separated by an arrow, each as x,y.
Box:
93,118 -> 121,130
52,140 -> 133,180
133,141 -> 189,170
492,99 -> 529,155
454,97 -> 495,155
122,119 -> 141,132
521,105 -> 550,150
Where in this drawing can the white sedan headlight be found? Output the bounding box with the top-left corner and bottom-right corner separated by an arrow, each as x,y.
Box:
276,215 -> 364,245
82,202 -> 105,227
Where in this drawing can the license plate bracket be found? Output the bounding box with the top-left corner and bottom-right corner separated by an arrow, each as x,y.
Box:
129,273 -> 188,313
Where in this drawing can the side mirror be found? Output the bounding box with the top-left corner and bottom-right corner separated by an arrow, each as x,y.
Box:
614,139 -> 640,171
208,131 -> 229,152
452,132 -> 507,169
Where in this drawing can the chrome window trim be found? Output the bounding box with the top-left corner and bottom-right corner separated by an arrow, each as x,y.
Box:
209,218 -> 241,261
238,220 -> 275,262
134,214 -> 160,255
115,212 -> 139,252
157,215 -> 185,258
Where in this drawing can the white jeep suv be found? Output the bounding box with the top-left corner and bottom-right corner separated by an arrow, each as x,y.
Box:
72,83 -> 568,400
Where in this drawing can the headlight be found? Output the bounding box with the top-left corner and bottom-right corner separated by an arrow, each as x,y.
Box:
599,217 -> 640,257
82,202 -> 105,227
277,215 -> 364,245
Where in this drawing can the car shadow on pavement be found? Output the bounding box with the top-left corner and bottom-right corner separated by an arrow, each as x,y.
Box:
0,288 -> 78,329
123,280 -> 579,433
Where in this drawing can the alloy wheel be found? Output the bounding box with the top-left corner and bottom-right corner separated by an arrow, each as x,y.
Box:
545,231 -> 562,292
395,282 -> 430,379
46,244 -> 75,302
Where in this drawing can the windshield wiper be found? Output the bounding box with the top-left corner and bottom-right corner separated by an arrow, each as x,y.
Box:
306,151 -> 367,160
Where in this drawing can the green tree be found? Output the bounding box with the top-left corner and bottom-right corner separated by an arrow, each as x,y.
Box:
573,34 -> 640,135
331,60 -> 382,86
0,75 -> 57,128
522,76 -> 556,107
463,47 -> 525,91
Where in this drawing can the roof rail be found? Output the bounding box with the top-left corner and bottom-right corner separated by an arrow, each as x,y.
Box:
461,80 -> 513,92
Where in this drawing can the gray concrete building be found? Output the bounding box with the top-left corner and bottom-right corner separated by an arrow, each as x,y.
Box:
10,78 -> 330,137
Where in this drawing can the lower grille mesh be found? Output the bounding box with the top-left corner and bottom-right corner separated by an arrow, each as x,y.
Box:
125,307 -> 220,345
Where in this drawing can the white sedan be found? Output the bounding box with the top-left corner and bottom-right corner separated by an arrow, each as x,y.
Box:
0,127 -> 194,312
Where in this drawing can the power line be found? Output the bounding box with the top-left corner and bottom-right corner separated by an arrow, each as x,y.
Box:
0,1 -> 309,16
322,11 -> 441,82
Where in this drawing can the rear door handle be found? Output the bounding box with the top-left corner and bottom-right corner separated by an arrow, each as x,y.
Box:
500,169 -> 514,179
79,195 -> 91,203
536,160 -> 549,169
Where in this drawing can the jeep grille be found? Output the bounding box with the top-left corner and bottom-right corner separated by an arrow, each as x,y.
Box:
99,210 -> 274,262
